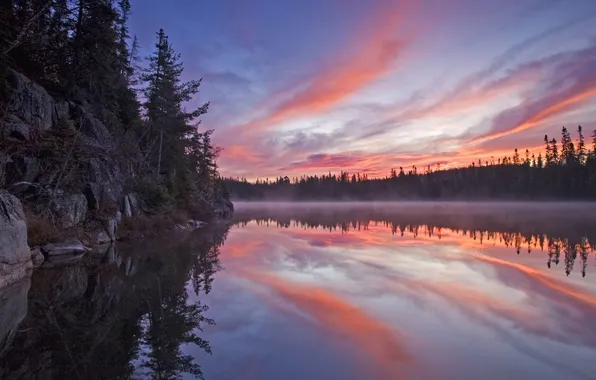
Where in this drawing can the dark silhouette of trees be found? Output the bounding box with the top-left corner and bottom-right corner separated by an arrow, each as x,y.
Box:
225,126 -> 596,201
0,225 -> 230,380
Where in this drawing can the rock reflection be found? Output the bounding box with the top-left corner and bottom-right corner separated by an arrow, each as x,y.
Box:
0,224 -> 229,380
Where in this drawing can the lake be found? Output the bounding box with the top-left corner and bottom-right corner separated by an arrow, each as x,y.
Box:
1,202 -> 596,380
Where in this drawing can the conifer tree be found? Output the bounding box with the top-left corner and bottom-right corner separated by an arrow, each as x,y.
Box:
577,125 -> 586,164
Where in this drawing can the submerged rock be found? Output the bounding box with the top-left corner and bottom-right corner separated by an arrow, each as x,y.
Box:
41,240 -> 90,256
0,190 -> 32,288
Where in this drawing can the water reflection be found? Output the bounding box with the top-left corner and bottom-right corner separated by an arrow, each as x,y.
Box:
1,203 -> 596,380
233,202 -> 596,277
0,224 -> 229,380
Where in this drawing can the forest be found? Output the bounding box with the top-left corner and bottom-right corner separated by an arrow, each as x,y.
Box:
1,0 -> 232,224
225,126 -> 596,200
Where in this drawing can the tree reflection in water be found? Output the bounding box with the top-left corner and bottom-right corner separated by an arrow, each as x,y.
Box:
0,224 -> 229,380
234,210 -> 595,278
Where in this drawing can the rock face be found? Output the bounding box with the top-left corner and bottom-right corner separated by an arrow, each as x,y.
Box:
2,70 -> 129,214
49,193 -> 88,228
4,71 -> 56,141
0,191 -> 32,288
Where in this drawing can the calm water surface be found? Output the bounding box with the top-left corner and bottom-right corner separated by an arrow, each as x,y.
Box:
1,202 -> 596,380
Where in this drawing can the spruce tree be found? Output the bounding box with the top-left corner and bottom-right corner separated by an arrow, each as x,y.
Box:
577,125 -> 586,165
560,127 -> 576,166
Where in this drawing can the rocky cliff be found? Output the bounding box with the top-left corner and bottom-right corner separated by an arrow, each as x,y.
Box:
0,70 -> 232,288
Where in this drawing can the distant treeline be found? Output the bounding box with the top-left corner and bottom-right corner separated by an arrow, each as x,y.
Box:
224,126 -> 596,200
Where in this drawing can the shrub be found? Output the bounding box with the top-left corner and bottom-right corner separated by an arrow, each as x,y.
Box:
134,177 -> 175,213
25,209 -> 61,246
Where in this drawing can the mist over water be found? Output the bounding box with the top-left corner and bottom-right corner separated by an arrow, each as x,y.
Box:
1,201 -> 596,380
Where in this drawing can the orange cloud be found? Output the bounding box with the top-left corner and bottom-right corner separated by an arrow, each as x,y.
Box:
241,270 -> 413,378
472,86 -> 596,145
231,1 -> 415,135
222,145 -> 263,164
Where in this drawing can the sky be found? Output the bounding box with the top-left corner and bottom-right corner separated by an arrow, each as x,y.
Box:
129,0 -> 596,180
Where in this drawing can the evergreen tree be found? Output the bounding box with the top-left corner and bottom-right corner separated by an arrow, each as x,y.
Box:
550,138 -> 559,164
577,125 -> 586,165
537,153 -> 543,169
561,127 -> 576,166
592,129 -> 596,158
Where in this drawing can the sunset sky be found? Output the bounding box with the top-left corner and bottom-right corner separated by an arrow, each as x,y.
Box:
129,0 -> 596,180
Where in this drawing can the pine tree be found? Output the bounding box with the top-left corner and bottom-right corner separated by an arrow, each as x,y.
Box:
544,135 -> 552,166
513,149 -> 520,165
592,129 -> 596,159
577,125 -> 586,165
141,28 -> 214,208
560,127 -> 576,166
550,138 -> 559,164
537,153 -> 543,169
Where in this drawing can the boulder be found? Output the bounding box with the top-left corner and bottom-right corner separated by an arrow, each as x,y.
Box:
31,248 -> 45,269
3,114 -> 30,141
41,253 -> 86,268
122,195 -> 132,218
49,193 -> 87,228
90,229 -> 111,245
87,157 -> 124,207
41,240 -> 90,256
106,217 -> 118,241
0,190 -> 32,288
127,193 -> 146,216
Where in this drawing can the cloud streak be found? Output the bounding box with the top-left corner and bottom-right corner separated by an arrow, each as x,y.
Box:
228,1 -> 415,135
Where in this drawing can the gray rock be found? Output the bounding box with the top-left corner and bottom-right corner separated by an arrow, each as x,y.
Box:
87,158 -> 124,207
41,253 -> 86,268
127,193 -> 143,216
106,218 -> 118,241
115,210 -> 122,223
49,193 -> 87,228
90,229 -> 111,245
3,114 -> 29,141
106,244 -> 118,265
0,190 -> 32,288
188,219 -> 207,230
123,195 -> 132,218
42,240 -> 90,256
6,70 -> 55,136
31,248 -> 44,269
0,277 -> 30,356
